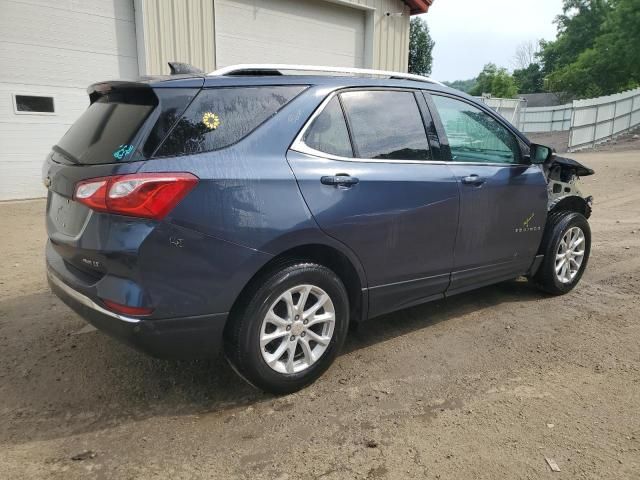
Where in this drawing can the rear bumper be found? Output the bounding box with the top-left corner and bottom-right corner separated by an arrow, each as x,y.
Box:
48,269 -> 228,359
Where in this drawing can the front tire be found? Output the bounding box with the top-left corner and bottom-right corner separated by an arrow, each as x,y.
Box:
225,262 -> 349,394
533,211 -> 591,295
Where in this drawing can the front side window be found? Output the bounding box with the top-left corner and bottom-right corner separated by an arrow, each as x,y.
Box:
340,90 -> 431,160
156,86 -> 306,157
431,95 -> 521,164
302,97 -> 353,157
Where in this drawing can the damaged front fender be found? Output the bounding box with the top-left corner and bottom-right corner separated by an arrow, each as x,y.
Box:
545,155 -> 594,218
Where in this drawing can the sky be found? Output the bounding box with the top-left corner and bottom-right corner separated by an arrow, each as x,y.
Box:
419,0 -> 564,81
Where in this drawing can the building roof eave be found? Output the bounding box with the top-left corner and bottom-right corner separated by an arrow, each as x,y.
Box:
403,0 -> 433,15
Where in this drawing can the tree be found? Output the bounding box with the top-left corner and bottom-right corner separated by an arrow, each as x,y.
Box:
511,40 -> 544,94
512,40 -> 539,70
408,17 -> 435,76
469,63 -> 518,98
544,0 -> 639,97
538,0 -> 611,77
513,63 -> 544,94
443,78 -> 478,94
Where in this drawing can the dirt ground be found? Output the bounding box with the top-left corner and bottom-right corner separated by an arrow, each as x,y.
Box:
527,125 -> 640,154
591,128 -> 640,153
1,148 -> 639,479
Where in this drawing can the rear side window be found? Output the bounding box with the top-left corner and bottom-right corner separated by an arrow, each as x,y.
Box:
141,88 -> 199,158
340,90 -> 430,160
303,97 -> 353,157
156,86 -> 306,157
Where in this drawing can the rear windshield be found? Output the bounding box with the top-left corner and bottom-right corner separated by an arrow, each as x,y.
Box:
155,86 -> 306,157
56,89 -> 155,164
55,88 -> 197,165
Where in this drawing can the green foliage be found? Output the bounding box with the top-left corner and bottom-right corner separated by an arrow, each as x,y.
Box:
469,64 -> 518,98
446,0 -> 639,99
538,0 -> 611,77
408,17 -> 435,76
513,63 -> 545,94
541,0 -> 640,98
443,78 -> 478,94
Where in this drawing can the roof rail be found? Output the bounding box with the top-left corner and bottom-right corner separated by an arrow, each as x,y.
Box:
208,64 -> 444,86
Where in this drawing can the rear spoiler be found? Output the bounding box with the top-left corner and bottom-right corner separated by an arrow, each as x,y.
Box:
87,81 -> 154,104
87,65 -> 205,104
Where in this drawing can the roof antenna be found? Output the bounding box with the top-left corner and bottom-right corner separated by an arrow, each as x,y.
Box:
168,62 -> 204,75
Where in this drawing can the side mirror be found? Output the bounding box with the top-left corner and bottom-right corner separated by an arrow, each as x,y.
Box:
528,143 -> 554,164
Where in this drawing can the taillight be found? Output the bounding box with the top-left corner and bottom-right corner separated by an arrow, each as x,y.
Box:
74,173 -> 198,220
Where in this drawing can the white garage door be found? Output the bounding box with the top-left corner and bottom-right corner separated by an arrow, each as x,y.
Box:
215,0 -> 366,68
0,0 -> 138,201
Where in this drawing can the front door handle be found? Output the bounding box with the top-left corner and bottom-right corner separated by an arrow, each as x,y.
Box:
461,174 -> 485,186
321,174 -> 359,187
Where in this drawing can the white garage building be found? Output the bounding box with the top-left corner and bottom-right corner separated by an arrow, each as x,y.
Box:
0,0 -> 431,200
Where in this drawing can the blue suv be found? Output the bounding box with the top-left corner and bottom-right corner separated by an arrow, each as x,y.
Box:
44,64 -> 593,393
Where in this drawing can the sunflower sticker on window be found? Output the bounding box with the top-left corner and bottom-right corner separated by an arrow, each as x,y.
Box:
202,112 -> 221,130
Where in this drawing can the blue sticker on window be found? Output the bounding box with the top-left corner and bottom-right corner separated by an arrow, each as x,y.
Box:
113,144 -> 134,160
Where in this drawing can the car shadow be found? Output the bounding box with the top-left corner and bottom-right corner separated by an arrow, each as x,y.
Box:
0,277 -> 546,445
344,277 -> 544,354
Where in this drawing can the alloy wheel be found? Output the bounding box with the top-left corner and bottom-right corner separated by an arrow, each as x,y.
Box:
259,284 -> 335,374
555,226 -> 586,284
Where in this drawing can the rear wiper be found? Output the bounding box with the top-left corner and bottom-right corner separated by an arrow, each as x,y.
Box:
52,145 -> 81,165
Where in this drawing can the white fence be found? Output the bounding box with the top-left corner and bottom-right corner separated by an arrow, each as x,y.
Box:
478,87 -> 640,152
569,88 -> 640,150
475,97 -> 525,127
519,104 -> 572,133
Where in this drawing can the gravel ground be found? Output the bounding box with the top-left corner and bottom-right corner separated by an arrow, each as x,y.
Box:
1,149 -> 639,479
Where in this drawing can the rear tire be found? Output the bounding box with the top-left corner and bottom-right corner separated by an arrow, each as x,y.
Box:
225,262 -> 349,394
533,211 -> 591,295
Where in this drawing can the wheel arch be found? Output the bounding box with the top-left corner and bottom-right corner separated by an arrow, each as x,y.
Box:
227,243 -> 368,330
549,195 -> 592,219
533,209 -> 591,294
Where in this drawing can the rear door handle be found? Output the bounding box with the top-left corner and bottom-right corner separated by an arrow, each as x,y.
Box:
321,174 -> 359,187
461,174 -> 485,186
